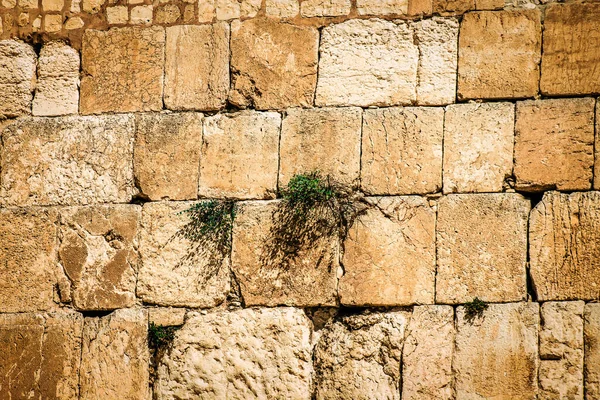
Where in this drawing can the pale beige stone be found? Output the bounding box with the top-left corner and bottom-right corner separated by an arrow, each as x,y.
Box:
198,0 -> 215,21
585,304 -> 600,399
148,308 -> 186,326
402,305 -> 454,400
316,19 -> 418,107
216,0 -> 261,19
82,0 -> 103,13
266,0 -> 298,17
154,4 -> 180,23
515,98 -> 595,192
0,40 -> 36,118
0,115 -> 135,206
475,0 -> 503,9
44,14 -> 62,32
340,196 -> 436,306
436,194 -> 529,304
64,16 -> 84,29
19,0 -> 37,9
200,111 -> 280,199
81,27 -> 165,114
42,0 -> 63,11
156,308 -> 312,399
455,302 -> 539,399
138,202 -> 230,308
443,102 -> 515,193
32,15 -> 42,30
361,107 -> 443,195
458,10 -> 541,100
17,12 -> 28,27
70,0 -> 81,12
357,0 -> 407,15
130,5 -> 153,24
597,104 -> 600,190
280,107 -> 361,186
300,0 -> 350,16
314,311 -> 410,400
408,0 -> 432,15
106,5 -> 128,24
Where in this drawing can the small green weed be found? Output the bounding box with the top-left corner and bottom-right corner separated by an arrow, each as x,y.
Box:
148,322 -> 179,349
280,172 -> 338,217
464,297 -> 488,322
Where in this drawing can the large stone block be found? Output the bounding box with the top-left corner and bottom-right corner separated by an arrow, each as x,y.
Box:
597,105 -> 600,190
0,115 -> 135,206
229,19 -> 318,110
0,40 -> 36,118
585,304 -> 600,399
156,308 -> 312,399
80,27 -> 165,114
340,196 -> 436,306
515,98 -> 595,192
436,194 -> 529,304
300,0 -> 351,16
216,0 -> 261,19
457,10 -> 541,100
357,0 -> 408,15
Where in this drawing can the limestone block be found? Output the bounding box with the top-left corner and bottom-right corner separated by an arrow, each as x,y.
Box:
300,0 -> 351,16
134,112 -> 203,201
42,0 -> 64,11
314,311 -> 411,400
340,196 -> 436,306
361,107 -> 443,195
457,10 -> 541,100
266,0 -> 299,17
80,309 -> 149,400
597,104 -> 600,190
130,5 -> 153,24
230,19 -> 318,110
138,202 -> 230,308
156,308 -> 312,399
279,107 -> 361,186
164,24 -> 229,111
433,0 -> 473,14
443,102 -> 514,193
454,302 -> 539,399
0,115 -> 135,206
0,40 -> 36,118
515,98 -> 595,192
82,0 -> 104,13
316,19 -> 418,107
216,0 -> 261,19
106,5 -> 128,24
475,0 -> 503,9
584,304 -> 600,399
436,194 -> 529,304
80,27 -> 165,114
64,16 -> 84,29
357,0 -> 408,14
148,308 -> 186,326
44,14 -> 62,32
155,4 -> 180,23
198,0 -> 215,22
408,0 -> 432,15
200,111 -> 280,199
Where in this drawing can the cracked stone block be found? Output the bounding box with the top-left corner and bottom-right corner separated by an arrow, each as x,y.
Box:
458,10 -> 541,100
0,115 -> 135,206
300,0 -> 351,16
340,196 -> 436,306
314,311 -> 410,400
80,27 -> 165,114
266,0 -> 299,17
357,0 -> 408,14
229,19 -> 318,110
361,107 -> 443,195
134,112 -> 203,201
200,111 -> 280,199
436,193 -> 529,304
316,19 -> 418,107
584,304 -> 600,399
0,40 -> 36,118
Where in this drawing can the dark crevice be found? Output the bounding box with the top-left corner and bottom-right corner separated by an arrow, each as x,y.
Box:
79,310 -> 113,318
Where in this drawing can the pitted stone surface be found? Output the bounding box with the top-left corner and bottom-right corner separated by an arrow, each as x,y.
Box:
0,39 -> 36,118
357,0 -> 408,15
300,0 -> 351,16
266,0 -> 299,17
584,304 -> 600,399
216,0 -> 262,20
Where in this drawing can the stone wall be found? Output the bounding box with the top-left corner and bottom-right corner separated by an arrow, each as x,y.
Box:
1,0 -> 600,398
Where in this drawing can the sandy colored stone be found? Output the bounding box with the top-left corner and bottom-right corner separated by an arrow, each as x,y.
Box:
266,0 -> 299,17
216,0 -> 261,19
182,4 -> 194,22
230,19 -> 318,110
300,0 -> 350,16
436,194 -> 529,304
279,107 -> 361,186
20,0 -> 38,8
515,98 -> 595,192
200,111 -> 280,199
0,40 -> 35,118
82,0 -> 104,13
433,0 -> 473,13
408,0 -> 432,15
458,10 -> 541,100
455,302 -> 539,399
42,0 -> 63,11
81,27 -> 165,114
231,200 -> 338,306
316,19 -> 417,107
134,113 -> 202,201
475,0 -> 503,8
33,42 -> 79,116
64,16 -> 84,29
81,309 -> 149,400
585,304 -> 600,399
148,308 -> 186,326
154,4 -> 180,23
156,308 -> 311,399
539,301 -> 584,399
402,305 -> 454,400
443,102 -> 514,193
130,5 -> 153,24
314,311 -> 410,400
357,0 -> 408,14
44,14 -> 62,32
106,5 -> 128,24
361,107 -> 443,195
597,104 -> 600,190
198,0 -> 215,21
138,202 -> 230,308
0,115 -> 135,206
340,196 -> 436,306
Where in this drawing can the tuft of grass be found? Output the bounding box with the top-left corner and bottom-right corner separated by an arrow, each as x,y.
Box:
280,172 -> 337,217
464,297 -> 488,322
148,322 -> 179,349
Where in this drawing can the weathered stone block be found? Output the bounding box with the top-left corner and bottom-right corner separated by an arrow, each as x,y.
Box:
106,5 -> 128,24
433,0 -> 472,14
357,0 -> 407,14
443,102 -> 514,193
216,0 -> 261,19
436,194 -> 529,304
300,0 -> 351,16
458,10 -> 541,100
148,307 -> 186,326
408,0 -> 432,15
130,5 -> 153,24
200,111 -> 280,199
266,0 -> 299,17
0,40 -> 36,118
515,98 -> 595,192
585,304 -> 600,399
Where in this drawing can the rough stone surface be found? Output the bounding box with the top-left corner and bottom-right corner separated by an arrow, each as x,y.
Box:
164,23 -> 229,111
80,27 -> 165,114
443,102 -> 514,193
198,0 -> 215,22
433,0 -> 472,14
454,303 -> 540,400
200,111 -> 280,199
266,0 -> 299,17
316,19 -> 418,107
134,112 -> 203,201
148,307 -> 186,326
340,196 -> 436,306
216,0 -> 261,19
130,5 -> 153,25
314,311 -> 410,400
300,0 -> 351,16
357,0 -> 408,14
458,10 -> 541,100
156,308 -> 312,399
0,40 -> 36,118
436,194 -> 529,304
515,98 -> 595,192
106,5 -> 128,24
0,115 -> 135,206
585,304 -> 600,399
361,107 -> 443,195
230,19 -> 318,110
597,104 -> 600,190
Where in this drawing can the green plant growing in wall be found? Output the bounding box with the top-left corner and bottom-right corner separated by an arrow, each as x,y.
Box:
148,322 -> 179,350
464,297 -> 489,322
